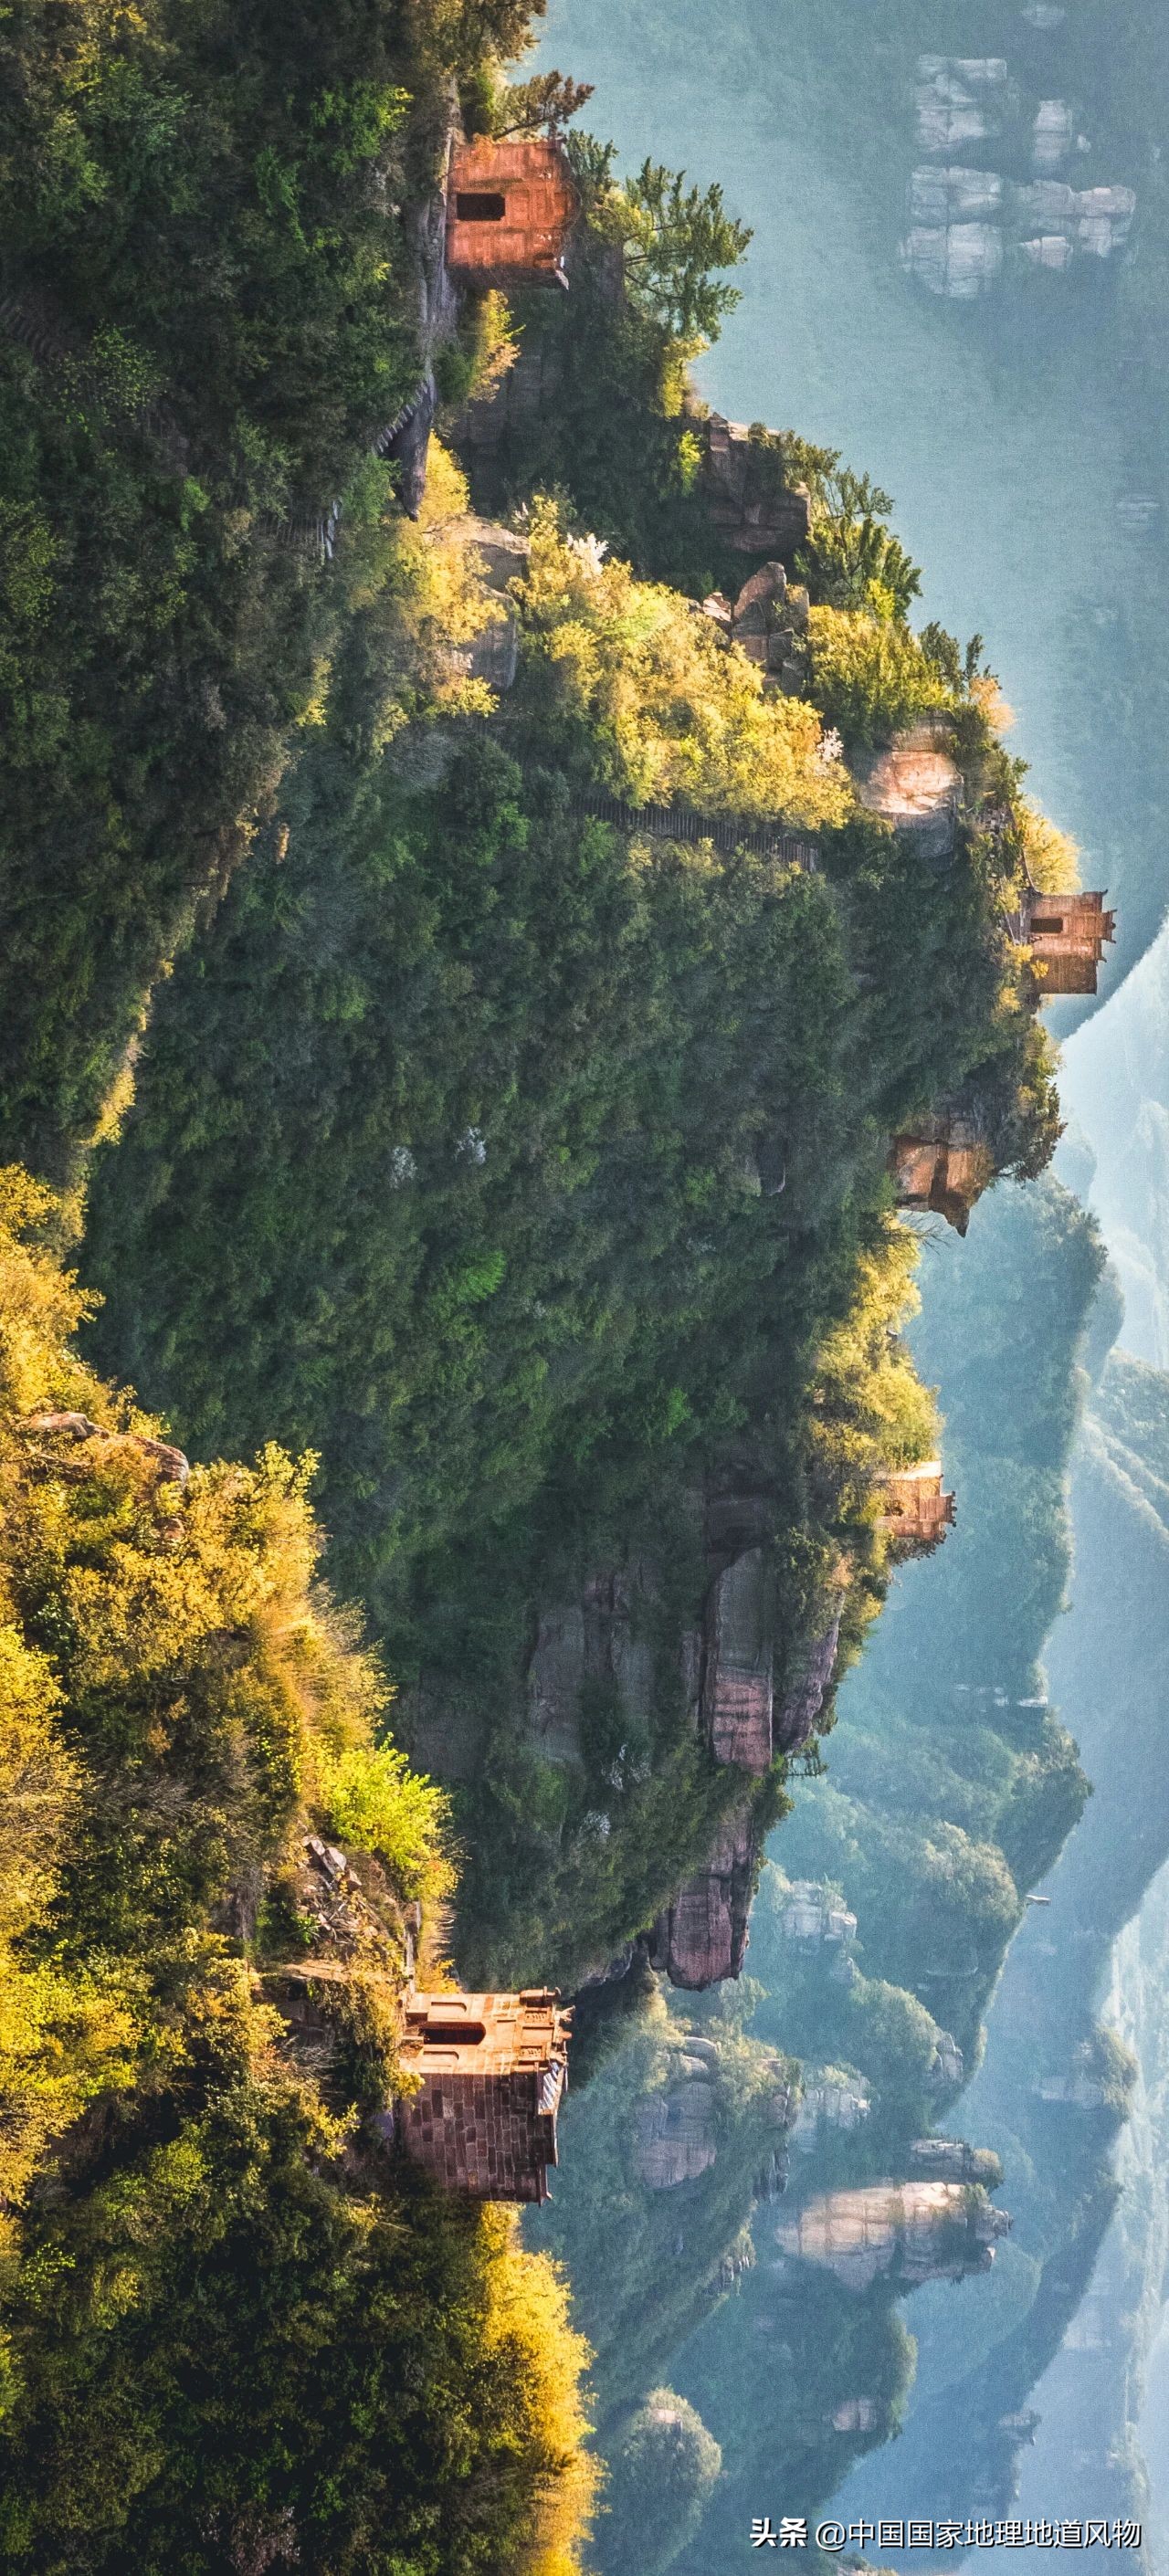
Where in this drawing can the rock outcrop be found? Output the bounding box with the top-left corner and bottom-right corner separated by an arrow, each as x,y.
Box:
19,1412 -> 191,1488
699,416 -> 811,560
1032,99 -> 1074,173
791,2072 -> 870,2150
524,1511 -> 843,1795
903,54 -> 1136,298
649,1804 -> 761,1988
1015,180 -> 1136,258
901,216 -> 1005,300
929,2030 -> 965,2089
634,2050 -> 720,2188
856,722 -> 961,859
526,1562 -> 661,1768
775,2179 -> 1010,2292
909,2136 -> 1002,2184
915,57 -> 1016,159
774,1590 -> 846,1752
830,2396 -> 879,2434
703,1546 -> 774,1774
890,1113 -> 995,1235
705,560 -> 810,697
779,1880 -> 858,1950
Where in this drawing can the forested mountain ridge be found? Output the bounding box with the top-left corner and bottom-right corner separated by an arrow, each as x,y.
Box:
0,7 -> 1097,2567
80,141 -> 1068,1987
81,449 -> 1062,1986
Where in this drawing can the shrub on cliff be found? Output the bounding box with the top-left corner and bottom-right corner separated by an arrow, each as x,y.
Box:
807,604 -> 952,752
515,502 -> 851,826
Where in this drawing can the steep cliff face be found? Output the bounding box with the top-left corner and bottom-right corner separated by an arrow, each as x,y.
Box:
649,1807 -> 761,1990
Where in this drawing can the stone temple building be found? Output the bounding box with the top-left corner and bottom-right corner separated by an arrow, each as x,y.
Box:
446,137 -> 579,288
879,1462 -> 956,1555
398,1989 -> 572,2202
1021,887 -> 1115,996
890,1116 -> 995,1234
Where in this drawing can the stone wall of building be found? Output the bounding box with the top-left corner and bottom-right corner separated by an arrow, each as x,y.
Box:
398,1990 -> 571,2203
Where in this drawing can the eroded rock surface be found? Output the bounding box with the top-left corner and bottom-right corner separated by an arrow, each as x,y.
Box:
856,725 -> 961,859
635,2062 -> 719,2187
776,2179 -> 1010,2291
649,1805 -> 761,1988
700,416 -> 811,560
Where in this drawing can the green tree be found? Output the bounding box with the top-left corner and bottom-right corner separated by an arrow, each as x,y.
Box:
602,2390 -> 722,2575
602,158 -> 753,345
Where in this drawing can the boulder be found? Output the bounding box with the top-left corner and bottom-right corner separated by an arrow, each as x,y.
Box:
776,2180 -> 1010,2292
855,727 -> 960,853
635,2070 -> 718,2187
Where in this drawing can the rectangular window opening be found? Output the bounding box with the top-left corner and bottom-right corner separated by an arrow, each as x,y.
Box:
456,192 -> 507,222
1031,917 -> 1065,935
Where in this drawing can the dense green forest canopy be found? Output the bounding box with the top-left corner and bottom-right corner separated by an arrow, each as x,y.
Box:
0,0 -> 536,1176
82,432 -> 1061,1980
